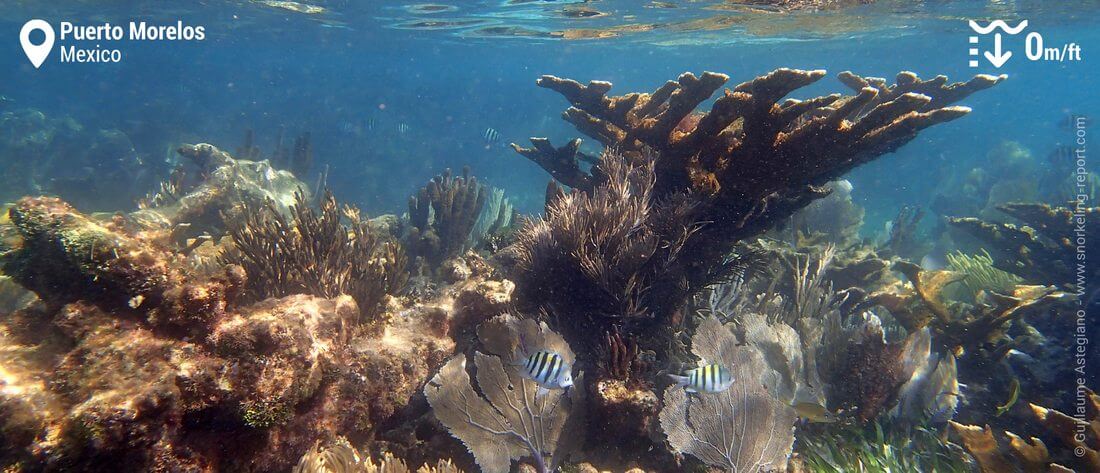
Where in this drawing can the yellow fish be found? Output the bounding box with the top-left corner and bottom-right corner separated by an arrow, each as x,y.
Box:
793,402 -> 838,423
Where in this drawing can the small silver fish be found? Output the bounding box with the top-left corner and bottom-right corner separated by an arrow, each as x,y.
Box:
670,363 -> 734,393
518,350 -> 574,397
396,122 -> 409,134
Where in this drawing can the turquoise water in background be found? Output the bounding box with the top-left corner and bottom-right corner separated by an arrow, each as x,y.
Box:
1,0 -> 1097,227
2,2 -> 1100,472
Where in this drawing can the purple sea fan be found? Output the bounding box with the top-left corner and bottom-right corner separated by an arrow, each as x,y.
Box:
659,316 -> 797,472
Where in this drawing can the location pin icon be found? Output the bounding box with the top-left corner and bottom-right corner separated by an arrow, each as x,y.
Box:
20,19 -> 55,69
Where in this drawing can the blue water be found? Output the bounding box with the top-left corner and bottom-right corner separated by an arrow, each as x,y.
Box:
2,2 -> 1100,471
2,0 -> 1097,224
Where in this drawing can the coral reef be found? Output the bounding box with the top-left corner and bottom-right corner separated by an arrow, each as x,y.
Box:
949,202 -> 1100,287
221,189 -> 408,323
871,261 -> 1073,353
950,388 -> 1100,472
0,65 -> 1030,473
1,196 -> 181,311
405,168 -> 488,273
424,314 -> 585,473
510,68 -> 1002,364
659,316 -> 797,471
695,243 -> 954,427
294,437 -> 461,473
130,143 -> 311,247
0,192 -> 461,471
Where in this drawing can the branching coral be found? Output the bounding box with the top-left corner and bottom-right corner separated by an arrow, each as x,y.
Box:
873,262 -> 1072,352
949,202 -> 1100,287
659,315 -> 797,471
950,389 -> 1100,472
222,190 -> 408,323
424,314 -> 585,473
510,68 -> 1002,363
406,167 -> 488,271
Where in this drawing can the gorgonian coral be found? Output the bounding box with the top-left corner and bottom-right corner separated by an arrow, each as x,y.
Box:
659,315 -> 797,471
510,68 -> 1003,362
406,167 -> 487,271
222,189 -> 407,323
424,314 -> 585,473
511,149 -> 750,356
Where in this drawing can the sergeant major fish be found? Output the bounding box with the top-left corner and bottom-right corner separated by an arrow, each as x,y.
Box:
483,127 -> 501,148
518,350 -> 574,397
669,363 -> 734,393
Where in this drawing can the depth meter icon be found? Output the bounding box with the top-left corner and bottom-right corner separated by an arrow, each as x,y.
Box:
20,19 -> 55,69
968,20 -> 1028,68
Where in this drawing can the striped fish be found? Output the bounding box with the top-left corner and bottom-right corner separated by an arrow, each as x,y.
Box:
518,350 -> 574,396
670,363 -> 734,393
483,127 -> 501,147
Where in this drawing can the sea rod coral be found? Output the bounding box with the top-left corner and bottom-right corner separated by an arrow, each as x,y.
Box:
406,167 -> 488,273
510,68 -> 1004,362
0,191 -> 454,471
221,189 -> 409,323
